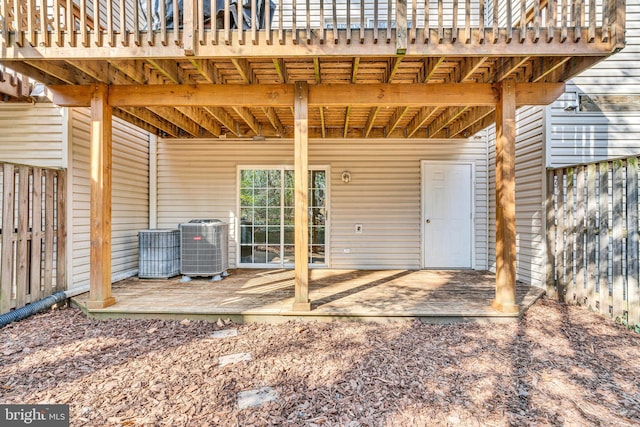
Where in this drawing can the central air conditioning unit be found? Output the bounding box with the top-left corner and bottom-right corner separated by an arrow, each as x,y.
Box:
180,219 -> 229,280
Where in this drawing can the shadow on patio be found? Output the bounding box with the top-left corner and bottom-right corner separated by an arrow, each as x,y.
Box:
72,269 -> 544,323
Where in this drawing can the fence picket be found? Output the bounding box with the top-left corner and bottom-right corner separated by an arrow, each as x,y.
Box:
1,164 -> 15,314
626,158 -> 639,326
576,165 -> 586,304
546,170 -> 557,297
30,167 -> 42,302
586,163 -> 597,309
612,160 -> 624,319
598,161 -> 610,314
16,166 -> 30,308
556,169 -> 567,300
566,168 -> 575,302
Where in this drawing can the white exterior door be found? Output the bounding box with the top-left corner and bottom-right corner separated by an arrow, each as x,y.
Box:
422,161 -> 473,269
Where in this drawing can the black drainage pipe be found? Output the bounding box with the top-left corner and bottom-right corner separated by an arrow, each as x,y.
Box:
0,291 -> 68,328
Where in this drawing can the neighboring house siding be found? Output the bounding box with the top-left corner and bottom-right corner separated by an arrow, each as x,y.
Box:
157,138 -> 488,271
70,108 -> 149,288
547,2 -> 640,167
488,106 -> 546,287
0,103 -> 64,168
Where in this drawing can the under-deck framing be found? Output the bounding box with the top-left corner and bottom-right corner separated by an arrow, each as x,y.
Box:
0,0 -> 626,314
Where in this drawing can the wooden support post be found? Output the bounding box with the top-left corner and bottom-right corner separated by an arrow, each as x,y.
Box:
493,79 -> 518,314
293,81 -> 311,312
87,84 -> 116,309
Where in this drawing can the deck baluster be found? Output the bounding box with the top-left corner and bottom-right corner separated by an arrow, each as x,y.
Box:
505,0 -> 512,43
533,0 -> 540,42
292,0 -> 297,44
346,0 -> 351,44
199,0 -> 205,45
423,0 -> 429,43
133,0 -> 141,46
520,0 -> 526,43
39,0 -> 49,46
410,0 -> 416,43
120,0 -> 129,46
66,0 -> 75,46
587,0 -> 595,41
464,0 -> 470,44
374,0 -> 379,43
439,0 -> 444,43
452,0 -> 458,42
492,0 -> 498,43
547,0 -> 555,42
27,0 -> 36,45
14,0 -> 24,46
561,0 -> 568,42
479,0 -> 484,43
361,0 -> 366,43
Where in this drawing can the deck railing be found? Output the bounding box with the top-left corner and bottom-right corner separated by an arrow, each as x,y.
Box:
0,0 -> 626,52
546,157 -> 640,330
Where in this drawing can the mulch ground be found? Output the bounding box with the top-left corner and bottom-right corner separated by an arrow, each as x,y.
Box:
1,297 -> 639,426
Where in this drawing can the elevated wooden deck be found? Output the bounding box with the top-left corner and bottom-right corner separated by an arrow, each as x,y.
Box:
0,0 -> 626,140
72,269 -> 545,323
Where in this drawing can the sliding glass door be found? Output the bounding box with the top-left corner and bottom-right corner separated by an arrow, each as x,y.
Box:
239,168 -> 327,267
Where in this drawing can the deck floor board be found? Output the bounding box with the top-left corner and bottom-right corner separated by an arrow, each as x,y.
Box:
73,269 -> 545,323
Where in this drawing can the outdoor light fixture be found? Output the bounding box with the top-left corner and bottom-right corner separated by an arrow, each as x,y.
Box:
341,171 -> 351,183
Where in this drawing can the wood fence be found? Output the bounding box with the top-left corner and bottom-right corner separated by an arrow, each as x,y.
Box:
546,157 -> 640,328
0,162 -> 66,315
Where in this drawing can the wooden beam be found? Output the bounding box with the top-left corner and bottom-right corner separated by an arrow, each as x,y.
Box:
87,83 -> 116,309
263,107 -> 284,136
48,83 -> 565,108
319,107 -> 326,138
343,106 -> 352,138
464,110 -> 496,137
387,57 -> 404,82
364,106 -> 380,138
176,106 -> 221,136
108,60 -> 149,84
147,59 -> 182,84
448,106 -> 495,138
188,59 -> 219,84
204,107 -> 241,136
149,107 -> 201,137
24,60 -> 91,84
232,106 -> 260,134
528,56 -> 571,83
313,57 -> 321,84
351,57 -> 360,84
493,56 -> 531,82
406,106 -> 438,137
118,107 -> 180,137
293,81 -> 311,311
386,106 -> 410,136
423,57 -> 445,83
458,57 -> 489,83
0,62 -> 65,86
428,106 -> 469,137
273,58 -> 287,83
113,108 -> 164,136
493,78 -> 518,313
231,58 -> 252,84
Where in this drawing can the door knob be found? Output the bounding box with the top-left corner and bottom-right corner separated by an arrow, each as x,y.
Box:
426,219 -> 431,224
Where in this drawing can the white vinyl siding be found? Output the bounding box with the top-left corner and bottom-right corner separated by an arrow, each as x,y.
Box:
0,103 -> 64,168
547,2 -> 640,168
487,106 -> 546,287
157,138 -> 488,271
70,108 -> 149,288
